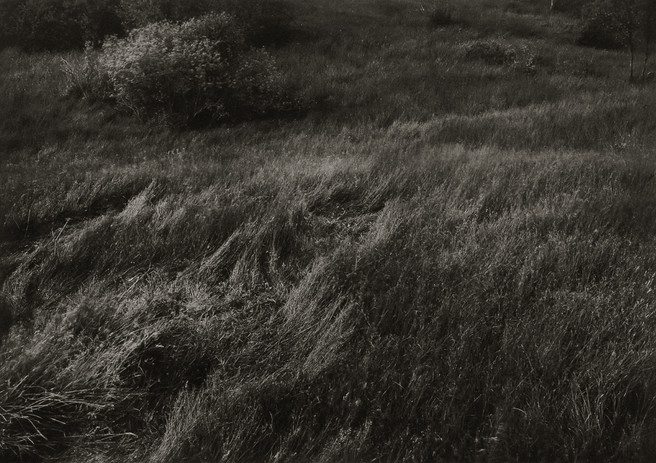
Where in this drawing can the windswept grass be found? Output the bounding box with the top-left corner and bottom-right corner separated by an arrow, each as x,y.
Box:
2,0 -> 656,461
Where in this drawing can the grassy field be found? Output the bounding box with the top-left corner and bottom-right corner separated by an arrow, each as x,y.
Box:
3,0 -> 656,461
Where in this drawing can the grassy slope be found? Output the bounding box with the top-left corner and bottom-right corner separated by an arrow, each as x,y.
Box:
3,0 -> 656,461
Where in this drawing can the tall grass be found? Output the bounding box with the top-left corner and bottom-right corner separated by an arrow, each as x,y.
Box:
2,0 -> 656,461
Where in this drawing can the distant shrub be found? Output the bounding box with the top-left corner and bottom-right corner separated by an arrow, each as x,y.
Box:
0,0 -> 124,51
551,0 -> 592,15
428,4 -> 457,27
0,0 -> 21,47
577,0 -> 625,49
509,46 -> 541,73
377,0 -> 406,19
215,0 -> 297,46
577,0 -> 656,80
72,13 -> 290,125
503,1 -> 534,14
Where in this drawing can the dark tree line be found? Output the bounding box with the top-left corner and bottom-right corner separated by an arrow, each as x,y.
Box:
558,0 -> 656,80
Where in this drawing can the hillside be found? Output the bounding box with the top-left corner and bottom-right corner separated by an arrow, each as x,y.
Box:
3,0 -> 656,461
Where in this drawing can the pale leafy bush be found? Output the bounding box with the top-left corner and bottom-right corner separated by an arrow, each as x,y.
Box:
76,13 -> 288,125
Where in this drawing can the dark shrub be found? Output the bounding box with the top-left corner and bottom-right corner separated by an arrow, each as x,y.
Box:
0,0 -> 21,48
429,5 -> 456,27
551,0 -> 592,15
117,0 -> 216,29
577,0 -> 624,49
215,0 -> 297,46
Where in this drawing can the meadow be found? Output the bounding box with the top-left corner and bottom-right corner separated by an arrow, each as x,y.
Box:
3,0 -> 656,461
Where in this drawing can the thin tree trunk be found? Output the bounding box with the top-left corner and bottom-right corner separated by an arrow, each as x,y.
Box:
643,45 -> 652,79
630,43 -> 635,81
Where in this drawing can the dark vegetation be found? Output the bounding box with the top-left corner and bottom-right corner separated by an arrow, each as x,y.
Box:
2,0 -> 656,462
0,0 -> 298,50
65,13 -> 297,125
576,0 -> 656,79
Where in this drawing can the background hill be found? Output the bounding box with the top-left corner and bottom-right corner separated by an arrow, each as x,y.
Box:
3,0 -> 656,461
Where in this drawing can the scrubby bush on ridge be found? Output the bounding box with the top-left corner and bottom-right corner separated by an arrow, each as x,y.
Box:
68,13 -> 293,125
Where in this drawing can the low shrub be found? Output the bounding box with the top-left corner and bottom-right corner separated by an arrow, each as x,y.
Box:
551,0 -> 593,15
0,0 -> 21,48
577,0 -> 624,49
502,1 -> 536,15
509,47 -> 541,73
215,0 -> 297,47
377,0 -> 406,19
69,13 -> 292,125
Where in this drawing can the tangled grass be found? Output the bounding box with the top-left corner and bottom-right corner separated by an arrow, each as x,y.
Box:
3,0 -> 656,461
